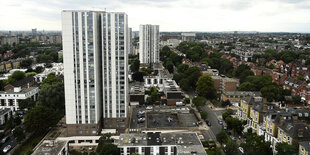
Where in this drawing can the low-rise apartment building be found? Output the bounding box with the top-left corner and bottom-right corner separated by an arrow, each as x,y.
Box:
222,91 -> 261,104
32,140 -> 69,155
278,122 -> 310,145
0,87 -> 39,111
117,132 -> 206,155
299,141 -> 310,155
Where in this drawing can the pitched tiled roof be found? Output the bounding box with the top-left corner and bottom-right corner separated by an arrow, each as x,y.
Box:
9,76 -> 34,87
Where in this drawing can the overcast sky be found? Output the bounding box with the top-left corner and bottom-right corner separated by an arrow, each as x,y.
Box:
0,0 -> 310,32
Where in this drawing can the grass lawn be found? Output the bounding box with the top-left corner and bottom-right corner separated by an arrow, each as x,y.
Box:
13,132 -> 45,155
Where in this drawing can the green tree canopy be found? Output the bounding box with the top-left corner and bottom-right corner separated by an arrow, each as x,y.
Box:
37,82 -> 64,112
240,133 -> 272,155
130,59 -> 140,73
275,142 -> 298,155
196,74 -> 216,99
224,139 -> 238,155
24,106 -> 59,133
20,58 -> 33,68
18,98 -> 36,110
96,133 -> 119,155
8,71 -> 26,83
177,64 -> 189,73
192,96 -> 206,107
216,130 -> 228,145
13,126 -> 25,142
41,73 -> 62,89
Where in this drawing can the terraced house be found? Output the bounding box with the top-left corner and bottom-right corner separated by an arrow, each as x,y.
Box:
278,122 -> 310,146
248,102 -> 275,135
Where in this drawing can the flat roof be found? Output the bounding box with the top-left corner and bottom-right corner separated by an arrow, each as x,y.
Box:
118,132 -> 206,154
0,87 -> 38,95
32,140 -> 68,155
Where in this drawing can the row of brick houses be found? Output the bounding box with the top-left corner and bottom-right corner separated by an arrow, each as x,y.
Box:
224,54 -> 310,104
237,96 -> 310,153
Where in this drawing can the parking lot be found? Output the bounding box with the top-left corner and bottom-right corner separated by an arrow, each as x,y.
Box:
147,113 -> 179,128
129,106 -> 198,130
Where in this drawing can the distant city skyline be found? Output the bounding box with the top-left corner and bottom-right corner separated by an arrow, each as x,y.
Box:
0,0 -> 310,32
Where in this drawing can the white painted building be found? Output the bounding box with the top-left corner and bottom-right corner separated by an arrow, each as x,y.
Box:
0,87 -> 39,111
32,140 -> 69,155
139,24 -> 160,64
0,108 -> 12,126
62,10 -> 128,136
118,132 -> 206,155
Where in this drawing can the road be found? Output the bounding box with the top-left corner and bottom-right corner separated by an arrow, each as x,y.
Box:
186,91 -> 224,140
0,134 -> 17,155
201,105 -> 223,136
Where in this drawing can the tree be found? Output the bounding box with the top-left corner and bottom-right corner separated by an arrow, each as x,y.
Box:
24,106 -> 59,133
275,142 -> 297,155
5,118 -> 14,130
96,133 -> 119,155
146,87 -> 162,104
38,54 -> 52,63
177,64 -> 189,73
239,82 -> 256,91
25,72 -> 36,77
20,58 -> 33,68
240,133 -> 272,155
13,126 -> 25,142
263,49 -> 277,61
192,96 -> 206,107
279,50 -> 297,63
222,109 -> 234,121
239,70 -> 254,83
132,72 -> 144,82
130,59 -> 140,73
224,139 -> 238,155
37,82 -> 64,112
35,66 -> 44,73
184,97 -> 190,104
0,80 -> 5,91
18,98 -> 36,110
166,61 -> 174,73
196,74 -> 216,99
200,111 -> 208,120
292,95 -> 302,104
225,117 -> 244,135
261,85 -> 282,102
41,73 -> 62,89
216,130 -> 228,145
235,64 -> 251,78
8,71 -> 25,83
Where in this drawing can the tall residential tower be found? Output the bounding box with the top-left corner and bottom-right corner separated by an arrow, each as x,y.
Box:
62,10 -> 128,136
139,24 -> 160,64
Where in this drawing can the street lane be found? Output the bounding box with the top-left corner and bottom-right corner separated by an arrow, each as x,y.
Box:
0,134 -> 17,155
201,104 -> 223,136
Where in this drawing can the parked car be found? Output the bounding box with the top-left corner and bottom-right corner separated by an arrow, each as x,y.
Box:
238,147 -> 244,154
146,106 -> 153,110
218,120 -> 223,125
230,135 -> 236,141
223,125 -> 227,130
2,145 -> 11,153
138,118 -> 145,123
1,136 -> 10,144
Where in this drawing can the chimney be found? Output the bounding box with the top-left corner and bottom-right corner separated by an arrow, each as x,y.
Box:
13,87 -> 21,93
293,115 -> 298,122
263,104 -> 268,112
298,129 -> 304,137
